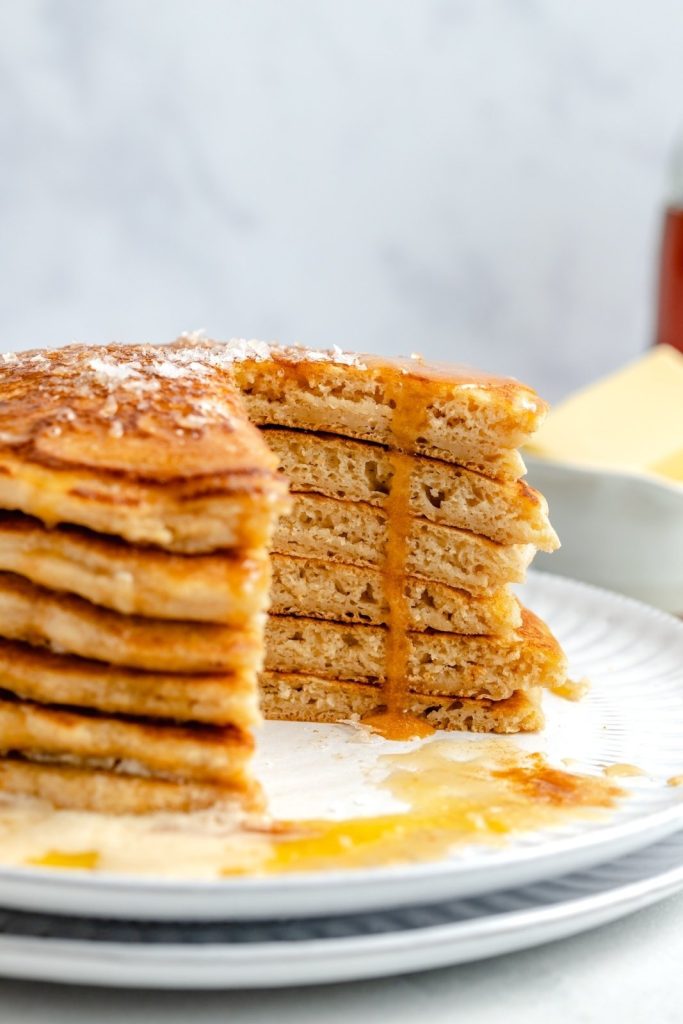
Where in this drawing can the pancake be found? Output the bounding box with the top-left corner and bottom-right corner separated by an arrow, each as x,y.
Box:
0,345 -> 289,552
0,511 -> 270,623
0,639 -> 259,727
260,673 -> 544,733
0,696 -> 253,786
0,759 -> 247,814
0,445 -> 287,554
0,572 -> 263,674
264,609 -> 567,701
264,429 -> 559,550
275,494 -> 535,593
270,555 -> 522,634
171,338 -> 545,479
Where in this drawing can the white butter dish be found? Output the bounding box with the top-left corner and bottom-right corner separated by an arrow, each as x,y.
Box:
525,455 -> 683,614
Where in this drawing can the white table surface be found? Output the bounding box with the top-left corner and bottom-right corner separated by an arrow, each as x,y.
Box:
0,891 -> 680,1024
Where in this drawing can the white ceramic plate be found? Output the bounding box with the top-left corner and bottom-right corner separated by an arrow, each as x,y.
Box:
0,828 -> 681,988
0,572 -> 681,921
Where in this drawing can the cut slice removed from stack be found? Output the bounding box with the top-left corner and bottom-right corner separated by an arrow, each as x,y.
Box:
172,337 -> 567,739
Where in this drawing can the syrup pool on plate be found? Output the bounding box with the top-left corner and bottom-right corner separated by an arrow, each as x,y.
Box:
0,738 -> 625,878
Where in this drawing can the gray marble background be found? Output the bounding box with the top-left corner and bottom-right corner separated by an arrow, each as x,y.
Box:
0,0 -> 680,399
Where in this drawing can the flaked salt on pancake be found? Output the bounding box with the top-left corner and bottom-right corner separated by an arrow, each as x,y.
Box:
0,346 -> 289,552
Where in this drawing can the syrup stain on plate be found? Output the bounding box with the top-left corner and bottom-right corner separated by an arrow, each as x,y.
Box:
262,740 -> 622,873
602,763 -> 647,779
0,738 -> 628,878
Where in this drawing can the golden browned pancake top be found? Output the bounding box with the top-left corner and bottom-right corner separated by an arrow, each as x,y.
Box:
0,343 -> 279,483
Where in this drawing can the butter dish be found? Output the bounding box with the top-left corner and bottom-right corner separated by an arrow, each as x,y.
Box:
525,455 -> 683,613
524,345 -> 683,612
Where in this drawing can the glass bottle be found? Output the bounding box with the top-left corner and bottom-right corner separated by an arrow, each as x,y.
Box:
654,136 -> 683,353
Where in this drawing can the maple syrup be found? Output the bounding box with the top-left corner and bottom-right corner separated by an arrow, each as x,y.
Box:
263,741 -> 623,873
362,367 -> 434,740
655,207 -> 683,354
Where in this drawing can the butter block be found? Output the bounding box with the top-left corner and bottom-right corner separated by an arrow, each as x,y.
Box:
650,449 -> 683,482
526,345 -> 683,482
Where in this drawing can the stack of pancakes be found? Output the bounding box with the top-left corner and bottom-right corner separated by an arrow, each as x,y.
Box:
173,339 -> 568,738
0,338 -> 568,814
0,346 -> 288,813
